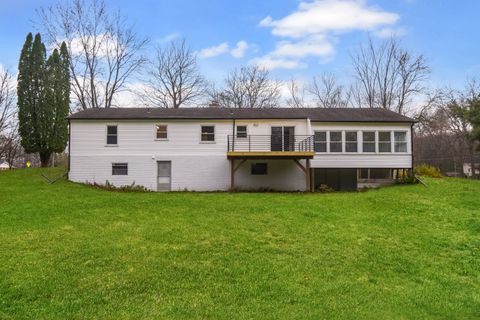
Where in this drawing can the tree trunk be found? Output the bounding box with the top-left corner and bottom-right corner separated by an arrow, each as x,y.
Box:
39,152 -> 51,167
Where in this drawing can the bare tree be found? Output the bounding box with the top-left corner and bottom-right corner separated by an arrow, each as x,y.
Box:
213,65 -> 281,108
309,73 -> 350,108
139,39 -> 205,108
37,0 -> 148,109
1,125 -> 21,168
0,69 -> 15,136
285,79 -> 305,108
351,37 -> 429,114
414,82 -> 480,178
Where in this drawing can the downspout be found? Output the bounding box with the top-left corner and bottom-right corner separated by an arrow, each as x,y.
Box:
67,119 -> 71,177
411,122 -> 414,176
231,111 -> 235,152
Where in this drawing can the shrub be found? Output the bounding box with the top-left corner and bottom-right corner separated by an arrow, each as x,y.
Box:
415,164 -> 443,178
91,180 -> 151,192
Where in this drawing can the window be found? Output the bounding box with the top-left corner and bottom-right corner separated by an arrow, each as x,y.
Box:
201,125 -> 215,142
236,125 -> 247,138
329,131 -> 342,152
394,131 -> 407,152
378,131 -> 391,152
251,163 -> 268,175
106,125 -> 118,145
112,163 -> 128,175
156,125 -> 168,140
314,131 -> 327,152
363,131 -> 376,152
359,168 -> 369,179
345,131 -> 358,152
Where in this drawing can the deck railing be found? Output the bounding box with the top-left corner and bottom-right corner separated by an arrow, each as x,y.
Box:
227,135 -> 314,153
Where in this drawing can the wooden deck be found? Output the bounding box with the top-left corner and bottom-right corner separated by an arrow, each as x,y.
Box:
227,151 -> 315,159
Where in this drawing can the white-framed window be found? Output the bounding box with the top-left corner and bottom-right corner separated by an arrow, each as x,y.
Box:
329,131 -> 342,152
236,125 -> 247,138
201,125 -> 215,142
106,125 -> 118,145
155,124 -> 168,140
345,131 -> 358,152
378,131 -> 392,152
112,163 -> 128,175
363,131 -> 376,153
394,131 -> 408,152
314,131 -> 327,152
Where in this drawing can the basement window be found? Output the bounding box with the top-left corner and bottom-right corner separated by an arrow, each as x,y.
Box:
112,163 -> 128,175
251,163 -> 268,175
106,125 -> 118,145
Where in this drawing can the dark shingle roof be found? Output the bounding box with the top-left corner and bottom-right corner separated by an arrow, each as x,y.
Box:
68,107 -> 415,123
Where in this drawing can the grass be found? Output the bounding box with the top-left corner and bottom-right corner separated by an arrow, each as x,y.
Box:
0,168 -> 479,319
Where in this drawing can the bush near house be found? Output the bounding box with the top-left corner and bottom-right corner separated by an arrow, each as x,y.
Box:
415,163 -> 443,178
0,168 -> 479,319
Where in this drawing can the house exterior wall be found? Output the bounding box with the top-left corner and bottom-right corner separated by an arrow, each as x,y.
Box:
69,119 -> 308,191
69,119 -> 412,191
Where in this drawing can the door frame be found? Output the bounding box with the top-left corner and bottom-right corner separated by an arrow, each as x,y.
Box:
157,160 -> 172,191
271,126 -> 295,151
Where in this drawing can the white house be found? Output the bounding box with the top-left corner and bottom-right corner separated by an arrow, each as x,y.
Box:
68,107 -> 415,191
0,161 -> 14,170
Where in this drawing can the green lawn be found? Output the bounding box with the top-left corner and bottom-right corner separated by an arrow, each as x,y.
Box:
0,168 -> 479,319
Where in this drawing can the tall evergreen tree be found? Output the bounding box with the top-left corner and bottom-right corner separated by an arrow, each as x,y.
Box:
45,43 -> 70,154
17,33 -> 37,153
17,33 -> 70,167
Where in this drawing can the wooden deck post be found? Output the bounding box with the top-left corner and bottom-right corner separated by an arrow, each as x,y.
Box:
230,159 -> 235,191
306,159 -> 311,192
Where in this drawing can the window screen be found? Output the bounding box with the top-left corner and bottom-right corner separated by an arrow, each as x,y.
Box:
329,131 -> 342,152
314,131 -> 327,152
363,131 -> 375,152
378,131 -> 391,152
236,126 -> 247,138
106,125 -> 118,145
156,125 -> 168,139
394,131 -> 407,152
112,163 -> 128,175
345,131 -> 358,152
201,126 -> 215,142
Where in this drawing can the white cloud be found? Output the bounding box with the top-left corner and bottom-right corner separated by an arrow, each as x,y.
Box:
198,40 -> 250,59
271,35 -> 334,58
255,0 -> 402,69
374,27 -> 407,38
198,42 -> 229,58
157,32 -> 181,43
260,0 -> 399,38
231,41 -> 249,58
249,56 -> 306,71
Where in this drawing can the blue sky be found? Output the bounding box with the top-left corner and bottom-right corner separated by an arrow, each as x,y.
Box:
0,0 -> 479,90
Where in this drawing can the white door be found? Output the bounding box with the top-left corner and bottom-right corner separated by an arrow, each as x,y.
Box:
157,161 -> 171,191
